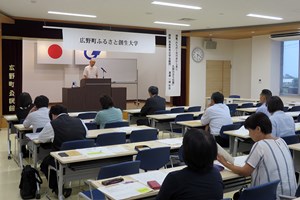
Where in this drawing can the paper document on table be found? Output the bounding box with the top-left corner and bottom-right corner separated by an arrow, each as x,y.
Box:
295,123 -> 300,130
217,144 -> 234,164
77,147 -> 114,157
234,126 -> 249,136
239,116 -> 249,120
108,146 -> 129,153
130,170 -> 168,185
118,126 -> 143,132
159,138 -> 183,145
98,181 -> 152,200
26,133 -> 39,140
234,155 -> 248,167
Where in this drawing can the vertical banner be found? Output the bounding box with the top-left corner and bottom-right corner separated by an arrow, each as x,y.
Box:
2,39 -> 23,115
166,30 -> 181,96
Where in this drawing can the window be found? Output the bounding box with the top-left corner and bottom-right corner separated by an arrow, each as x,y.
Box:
281,40 -> 300,95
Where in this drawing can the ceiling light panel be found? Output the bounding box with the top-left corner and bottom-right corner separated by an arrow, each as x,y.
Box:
247,13 -> 282,20
154,21 -> 190,26
152,1 -> 201,10
48,11 -> 96,18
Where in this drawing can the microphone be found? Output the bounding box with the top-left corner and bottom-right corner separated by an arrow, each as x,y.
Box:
101,67 -> 107,73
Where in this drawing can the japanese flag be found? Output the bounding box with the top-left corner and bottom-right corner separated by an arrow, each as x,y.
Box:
37,41 -> 73,64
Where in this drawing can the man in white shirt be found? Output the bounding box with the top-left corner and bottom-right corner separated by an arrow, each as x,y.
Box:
201,92 -> 232,138
83,59 -> 98,79
256,89 -> 272,117
23,95 -> 50,133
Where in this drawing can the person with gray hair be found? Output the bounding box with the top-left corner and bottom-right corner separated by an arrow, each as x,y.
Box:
140,86 -> 166,116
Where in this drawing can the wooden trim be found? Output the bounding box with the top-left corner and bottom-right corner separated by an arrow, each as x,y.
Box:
185,37 -> 190,105
0,12 -> 14,24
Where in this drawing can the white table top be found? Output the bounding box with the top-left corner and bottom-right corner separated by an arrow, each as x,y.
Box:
146,112 -> 203,120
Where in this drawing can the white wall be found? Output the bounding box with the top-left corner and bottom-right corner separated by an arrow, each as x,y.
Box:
22,39 -> 169,103
231,38 -> 252,98
189,37 -> 234,109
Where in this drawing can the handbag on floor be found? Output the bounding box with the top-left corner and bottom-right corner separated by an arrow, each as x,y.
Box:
19,165 -> 43,199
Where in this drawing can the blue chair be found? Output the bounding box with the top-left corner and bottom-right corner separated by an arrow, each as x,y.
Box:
85,122 -> 98,130
282,135 -> 300,145
154,110 -> 171,114
256,103 -> 262,107
229,95 -> 240,98
78,161 -> 141,200
104,121 -> 129,128
130,129 -> 158,143
218,123 -> 242,147
238,179 -> 280,200
170,107 -> 185,113
170,145 -> 184,167
227,104 -> 238,116
136,147 -> 171,171
96,132 -> 126,146
290,106 -> 300,112
197,113 -> 203,120
284,106 -> 289,112
186,106 -> 201,112
240,103 -> 254,108
61,139 -> 95,150
77,112 -> 97,119
170,114 -> 194,136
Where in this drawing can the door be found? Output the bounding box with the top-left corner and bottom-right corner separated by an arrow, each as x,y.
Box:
206,60 -> 231,97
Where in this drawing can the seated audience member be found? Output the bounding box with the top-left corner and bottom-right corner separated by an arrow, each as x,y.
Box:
23,95 -> 50,133
256,89 -> 272,117
140,86 -> 166,116
94,95 -> 122,128
16,92 -> 34,122
218,112 -> 297,199
201,92 -> 232,145
268,96 -> 295,137
39,105 -> 87,197
157,129 -> 223,200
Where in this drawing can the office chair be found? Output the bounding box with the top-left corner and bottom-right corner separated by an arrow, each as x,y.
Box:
77,112 -> 97,119
290,106 -> 300,112
78,161 -> 141,200
84,122 -> 98,130
227,104 -> 238,116
95,132 -> 126,146
238,179 -> 280,200
104,121 -> 129,128
129,129 -> 158,143
170,145 -> 184,167
136,147 -> 171,171
170,107 -> 185,113
170,114 -> 194,137
154,110 -> 171,114
229,95 -> 240,98
218,123 -> 243,147
240,103 -> 254,108
186,106 -> 201,112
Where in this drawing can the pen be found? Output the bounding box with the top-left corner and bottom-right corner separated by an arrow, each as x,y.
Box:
124,181 -> 135,184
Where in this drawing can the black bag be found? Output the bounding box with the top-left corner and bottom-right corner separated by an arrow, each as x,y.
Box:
19,165 -> 43,199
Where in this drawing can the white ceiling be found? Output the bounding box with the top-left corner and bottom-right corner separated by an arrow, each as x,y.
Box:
1,0 -> 300,31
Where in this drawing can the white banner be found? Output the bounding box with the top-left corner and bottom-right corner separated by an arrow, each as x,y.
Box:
63,28 -> 155,53
165,30 -> 181,96
75,50 -> 106,65
37,41 -> 73,64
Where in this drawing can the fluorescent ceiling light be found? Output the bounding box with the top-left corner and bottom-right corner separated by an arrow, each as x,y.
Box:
154,21 -> 190,27
247,13 -> 282,20
48,11 -> 96,18
152,1 -> 201,10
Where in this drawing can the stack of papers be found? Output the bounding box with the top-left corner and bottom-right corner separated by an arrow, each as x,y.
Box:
77,147 -> 114,157
98,181 -> 153,200
234,126 -> 249,136
158,138 -> 183,146
130,170 -> 168,185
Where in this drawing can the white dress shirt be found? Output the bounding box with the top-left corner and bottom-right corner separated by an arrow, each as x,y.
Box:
269,110 -> 295,137
23,107 -> 50,133
256,103 -> 271,117
83,65 -> 98,78
201,103 -> 233,135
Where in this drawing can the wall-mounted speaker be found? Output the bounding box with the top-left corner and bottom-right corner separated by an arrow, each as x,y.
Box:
203,40 -> 217,49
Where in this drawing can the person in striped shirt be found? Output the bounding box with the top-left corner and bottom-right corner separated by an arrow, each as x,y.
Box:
218,112 -> 297,199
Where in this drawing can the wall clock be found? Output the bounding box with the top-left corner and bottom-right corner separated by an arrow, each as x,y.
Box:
192,47 -> 204,63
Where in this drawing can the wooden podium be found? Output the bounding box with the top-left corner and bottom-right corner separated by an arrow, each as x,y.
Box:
62,79 -> 126,112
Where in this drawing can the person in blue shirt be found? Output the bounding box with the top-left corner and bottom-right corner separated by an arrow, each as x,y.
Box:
157,129 -> 223,200
267,96 -> 295,137
94,95 -> 123,128
256,89 -> 272,117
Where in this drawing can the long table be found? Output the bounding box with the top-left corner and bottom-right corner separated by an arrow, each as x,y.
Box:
90,156 -> 250,200
146,112 -> 203,127
225,122 -> 300,156
23,125 -> 155,168
51,137 -> 182,200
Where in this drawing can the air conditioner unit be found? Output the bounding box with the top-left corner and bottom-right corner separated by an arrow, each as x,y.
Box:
270,32 -> 300,41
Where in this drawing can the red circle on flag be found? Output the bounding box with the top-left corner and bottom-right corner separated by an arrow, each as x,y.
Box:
48,44 -> 63,59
